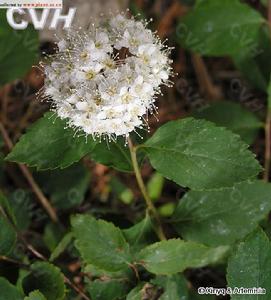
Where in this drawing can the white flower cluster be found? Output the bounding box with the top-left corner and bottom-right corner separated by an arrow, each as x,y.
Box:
43,13 -> 173,140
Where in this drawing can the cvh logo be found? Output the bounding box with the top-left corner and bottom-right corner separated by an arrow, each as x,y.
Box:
6,8 -> 76,30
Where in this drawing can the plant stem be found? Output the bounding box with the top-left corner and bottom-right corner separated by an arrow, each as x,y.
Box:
128,138 -> 166,240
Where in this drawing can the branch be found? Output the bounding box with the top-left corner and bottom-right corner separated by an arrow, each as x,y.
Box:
191,54 -> 222,101
0,122 -> 58,223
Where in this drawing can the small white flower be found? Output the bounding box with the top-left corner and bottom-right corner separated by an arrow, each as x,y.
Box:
42,12 -> 173,141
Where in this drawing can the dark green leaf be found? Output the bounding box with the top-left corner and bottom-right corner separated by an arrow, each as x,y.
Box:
227,228 -> 271,299
22,262 -> 65,300
0,277 -> 23,300
193,101 -> 262,144
36,163 -> 90,210
0,193 -> 17,255
0,216 -> 16,255
6,112 -> 96,170
137,239 -> 229,275
232,25 -> 271,91
0,11 -> 39,85
177,0 -> 264,56
90,138 -> 133,172
72,215 -> 132,272
172,181 -> 271,246
8,190 -> 32,231
144,118 -> 261,190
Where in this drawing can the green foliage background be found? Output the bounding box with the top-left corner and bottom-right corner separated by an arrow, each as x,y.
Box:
1,0 -> 271,299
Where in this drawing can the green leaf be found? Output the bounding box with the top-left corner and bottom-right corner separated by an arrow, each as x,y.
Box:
0,11 -> 39,85
71,215 -> 132,272
49,232 -> 73,262
90,138 -> 133,172
0,277 -> 23,300
152,274 -> 189,300
22,262 -> 65,300
177,0 -> 264,56
43,223 -> 64,252
137,239 -> 229,275
193,101 -> 262,144
84,264 -> 132,300
6,112 -> 96,170
36,163 -> 90,210
227,228 -> 271,299
24,290 -> 46,300
86,278 -> 129,300
123,214 -> 157,251
144,118 -> 261,190
172,181 -> 271,246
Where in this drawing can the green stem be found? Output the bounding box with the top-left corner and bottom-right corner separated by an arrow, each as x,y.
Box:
128,138 -> 166,240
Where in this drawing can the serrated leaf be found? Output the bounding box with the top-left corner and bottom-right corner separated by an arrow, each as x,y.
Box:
144,118 -> 261,190
24,290 -> 46,300
0,277 -> 23,300
22,262 -> 65,300
152,274 -> 189,300
137,239 -> 229,275
36,163 -> 90,210
193,101 -> 262,144
227,228 -> 271,299
71,215 -> 132,272
6,112 -> 96,170
177,0 -> 264,56
172,181 -> 271,246
0,11 -> 39,85
123,214 -> 157,251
